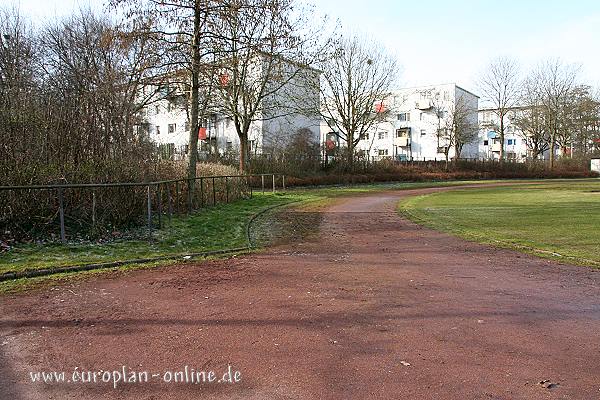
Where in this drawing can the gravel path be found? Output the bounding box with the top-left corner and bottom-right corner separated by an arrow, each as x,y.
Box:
1,185 -> 600,399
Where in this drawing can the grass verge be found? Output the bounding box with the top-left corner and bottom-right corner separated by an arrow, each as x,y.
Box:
2,178 -> 596,293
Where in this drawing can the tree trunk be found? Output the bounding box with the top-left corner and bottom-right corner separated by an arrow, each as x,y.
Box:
346,141 -> 354,171
499,114 -> 505,161
550,132 -> 556,169
239,133 -> 248,172
187,0 -> 201,205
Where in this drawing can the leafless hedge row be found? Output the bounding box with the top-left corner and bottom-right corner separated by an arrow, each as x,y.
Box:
0,9 -> 178,240
0,10 -> 167,186
0,163 -> 250,242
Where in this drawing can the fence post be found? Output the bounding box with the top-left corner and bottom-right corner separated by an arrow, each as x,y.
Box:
175,181 -> 180,213
156,184 -> 162,229
261,175 -> 265,194
272,174 -> 276,194
58,188 -> 66,243
147,185 -> 152,231
282,175 -> 286,192
225,176 -> 229,203
200,177 -> 204,208
167,183 -> 173,223
212,177 -> 216,205
249,176 -> 253,198
187,179 -> 192,214
91,190 -> 96,228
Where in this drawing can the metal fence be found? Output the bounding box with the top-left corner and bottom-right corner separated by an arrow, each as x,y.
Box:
0,173 -> 285,243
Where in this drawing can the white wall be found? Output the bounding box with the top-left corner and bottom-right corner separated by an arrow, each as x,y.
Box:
349,83 -> 479,160
141,57 -> 320,159
477,108 -> 533,161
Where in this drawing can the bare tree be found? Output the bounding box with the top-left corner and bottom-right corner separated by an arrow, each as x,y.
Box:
513,77 -> 550,160
436,94 -> 478,162
0,8 -> 161,185
431,91 -> 450,162
320,35 -> 398,169
477,56 -> 520,160
562,85 -> 600,157
528,59 -> 579,167
113,0 -> 226,192
208,0 -> 329,172
0,8 -> 40,182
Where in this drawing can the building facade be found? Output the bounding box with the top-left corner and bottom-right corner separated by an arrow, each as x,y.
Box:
141,58 -> 321,160
324,83 -> 480,161
477,107 -> 552,161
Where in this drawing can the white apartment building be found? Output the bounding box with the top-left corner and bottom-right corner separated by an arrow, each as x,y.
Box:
477,107 -> 552,161
142,57 -> 321,160
320,83 -> 479,161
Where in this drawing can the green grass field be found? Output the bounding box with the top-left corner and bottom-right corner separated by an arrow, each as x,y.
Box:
3,178 -> 596,293
0,193 -> 298,275
2,179 -> 512,276
399,180 -> 600,267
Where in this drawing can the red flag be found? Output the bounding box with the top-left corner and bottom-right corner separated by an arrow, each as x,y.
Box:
375,102 -> 386,113
326,139 -> 336,150
198,127 -> 207,140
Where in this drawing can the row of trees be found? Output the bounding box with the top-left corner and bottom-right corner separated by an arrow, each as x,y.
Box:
1,1 -> 407,180
1,0 -> 332,185
112,0 -> 331,182
478,57 -> 600,166
4,1 -> 596,185
0,9 -> 165,185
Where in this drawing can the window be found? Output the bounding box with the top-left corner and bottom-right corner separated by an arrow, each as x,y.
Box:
397,112 -> 410,122
396,129 -> 409,138
419,113 -> 424,121
155,126 -> 160,135
248,140 -> 255,152
167,102 -> 172,112
226,141 -> 233,151
378,149 -> 388,156
483,140 -> 489,146
378,132 -> 387,140
168,124 -> 176,134
507,139 -> 517,145
155,105 -> 160,114
420,129 -> 426,136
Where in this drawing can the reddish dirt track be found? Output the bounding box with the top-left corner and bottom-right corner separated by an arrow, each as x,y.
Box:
2,185 -> 600,400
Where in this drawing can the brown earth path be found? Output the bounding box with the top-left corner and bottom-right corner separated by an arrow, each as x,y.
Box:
1,185 -> 600,400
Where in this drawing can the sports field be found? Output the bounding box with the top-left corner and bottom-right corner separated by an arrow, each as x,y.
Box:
399,180 -> 600,267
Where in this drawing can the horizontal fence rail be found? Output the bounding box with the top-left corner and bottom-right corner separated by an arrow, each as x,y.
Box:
0,174 -> 286,243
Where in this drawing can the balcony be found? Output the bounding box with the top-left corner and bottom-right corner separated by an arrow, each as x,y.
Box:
394,136 -> 410,147
416,100 -> 433,110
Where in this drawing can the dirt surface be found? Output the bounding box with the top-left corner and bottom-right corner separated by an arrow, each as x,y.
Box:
2,185 -> 600,400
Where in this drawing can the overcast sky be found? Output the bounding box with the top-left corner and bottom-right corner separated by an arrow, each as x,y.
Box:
8,0 -> 600,94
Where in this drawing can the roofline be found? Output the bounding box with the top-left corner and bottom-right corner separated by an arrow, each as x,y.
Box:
393,83 -> 480,98
478,105 -> 530,112
455,85 -> 480,99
